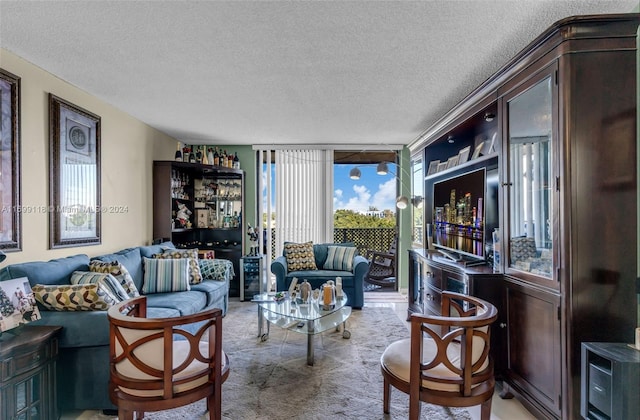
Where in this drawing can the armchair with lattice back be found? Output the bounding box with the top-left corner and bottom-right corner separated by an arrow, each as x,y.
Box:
364,237 -> 397,288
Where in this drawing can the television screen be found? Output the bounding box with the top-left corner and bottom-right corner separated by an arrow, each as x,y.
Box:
432,168 -> 488,260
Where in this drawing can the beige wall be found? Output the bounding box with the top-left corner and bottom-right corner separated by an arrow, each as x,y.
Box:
0,48 -> 176,264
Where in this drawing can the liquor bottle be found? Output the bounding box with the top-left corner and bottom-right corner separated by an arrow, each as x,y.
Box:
207,148 -> 214,165
182,146 -> 189,162
233,152 -> 240,169
175,142 -> 182,161
221,150 -> 227,166
202,146 -> 209,164
189,147 -> 196,163
227,152 -> 234,168
213,148 -> 220,166
196,146 -> 203,163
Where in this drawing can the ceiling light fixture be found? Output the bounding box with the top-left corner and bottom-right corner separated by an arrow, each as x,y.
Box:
376,162 -> 389,175
349,167 -> 361,180
484,112 -> 495,122
447,135 -> 455,144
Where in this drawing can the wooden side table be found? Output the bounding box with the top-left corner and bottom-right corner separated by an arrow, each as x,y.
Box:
0,325 -> 62,420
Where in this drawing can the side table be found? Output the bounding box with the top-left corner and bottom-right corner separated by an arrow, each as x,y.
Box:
0,325 -> 63,420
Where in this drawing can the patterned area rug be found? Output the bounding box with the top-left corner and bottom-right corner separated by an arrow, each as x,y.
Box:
92,301 -> 471,420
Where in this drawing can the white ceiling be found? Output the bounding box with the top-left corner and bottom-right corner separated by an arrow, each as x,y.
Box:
0,1 -> 637,147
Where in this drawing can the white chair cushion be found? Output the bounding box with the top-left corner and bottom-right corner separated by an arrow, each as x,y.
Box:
116,340 -> 227,397
381,336 -> 488,393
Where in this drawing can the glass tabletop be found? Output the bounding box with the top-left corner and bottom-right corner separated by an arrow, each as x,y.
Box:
254,293 -> 351,335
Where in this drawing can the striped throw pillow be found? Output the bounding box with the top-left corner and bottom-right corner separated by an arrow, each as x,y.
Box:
70,271 -> 129,302
323,246 -> 357,271
142,257 -> 190,294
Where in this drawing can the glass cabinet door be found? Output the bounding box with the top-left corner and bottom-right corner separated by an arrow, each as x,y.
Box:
505,69 -> 556,281
411,155 -> 424,246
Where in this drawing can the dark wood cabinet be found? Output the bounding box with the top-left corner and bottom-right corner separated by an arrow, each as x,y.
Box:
0,326 -> 62,420
408,14 -> 639,419
153,161 -> 245,296
408,249 -> 505,374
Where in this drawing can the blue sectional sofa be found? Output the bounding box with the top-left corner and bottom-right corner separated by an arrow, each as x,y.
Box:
0,241 -> 232,411
270,242 -> 368,309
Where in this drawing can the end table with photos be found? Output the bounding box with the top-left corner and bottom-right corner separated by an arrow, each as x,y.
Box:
252,292 -> 351,366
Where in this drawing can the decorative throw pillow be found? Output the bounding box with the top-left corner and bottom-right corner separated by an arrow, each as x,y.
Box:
88,260 -> 139,298
32,284 -> 119,311
142,257 -> 190,294
284,242 -> 317,272
153,249 -> 202,285
70,271 -> 129,302
199,259 -> 234,281
323,245 -> 358,271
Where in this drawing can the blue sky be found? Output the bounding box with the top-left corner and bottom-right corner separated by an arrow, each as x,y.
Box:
262,163 -> 398,213
334,164 -> 398,212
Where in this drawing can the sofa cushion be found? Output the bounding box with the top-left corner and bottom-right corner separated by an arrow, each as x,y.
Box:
143,291 -> 207,316
139,241 -> 176,258
1,254 -> 90,286
33,284 -> 119,311
89,260 -> 139,298
70,271 -> 129,302
312,242 -> 355,268
92,248 -> 144,291
190,280 -> 229,308
323,245 -> 358,271
284,242 -> 317,271
142,257 -> 190,294
153,248 -> 202,284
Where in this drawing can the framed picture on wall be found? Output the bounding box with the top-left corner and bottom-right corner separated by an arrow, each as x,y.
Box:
0,68 -> 22,252
49,94 -> 101,248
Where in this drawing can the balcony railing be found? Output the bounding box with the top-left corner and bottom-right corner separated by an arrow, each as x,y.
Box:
267,227 -> 397,259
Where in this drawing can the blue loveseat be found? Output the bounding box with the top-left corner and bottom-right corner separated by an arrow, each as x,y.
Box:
270,242 -> 368,309
0,241 -> 232,411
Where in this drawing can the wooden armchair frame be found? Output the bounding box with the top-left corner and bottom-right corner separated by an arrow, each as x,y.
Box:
108,296 -> 229,420
381,291 -> 498,419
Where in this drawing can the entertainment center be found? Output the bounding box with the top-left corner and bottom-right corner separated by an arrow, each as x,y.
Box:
408,14 -> 639,420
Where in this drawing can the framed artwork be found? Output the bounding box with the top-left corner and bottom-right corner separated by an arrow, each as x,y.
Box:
471,142 -> 484,160
0,69 -> 21,251
436,162 -> 448,172
427,160 -> 440,175
195,208 -> 209,228
445,155 -> 459,170
49,94 -> 101,248
457,146 -> 471,164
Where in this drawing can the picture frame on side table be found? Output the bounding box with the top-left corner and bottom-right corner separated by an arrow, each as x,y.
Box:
0,69 -> 21,252
49,94 -> 101,248
0,277 -> 41,333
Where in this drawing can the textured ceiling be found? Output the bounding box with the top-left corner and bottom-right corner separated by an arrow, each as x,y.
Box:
0,1 -> 637,147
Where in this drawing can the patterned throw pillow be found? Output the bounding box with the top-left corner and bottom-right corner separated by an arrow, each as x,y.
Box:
153,249 -> 202,284
142,257 -> 190,294
323,246 -> 358,271
199,259 -> 234,281
88,260 -> 139,298
284,242 -> 317,272
32,284 -> 119,311
70,271 -> 129,301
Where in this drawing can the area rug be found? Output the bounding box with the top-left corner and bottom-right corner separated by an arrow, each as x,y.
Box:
91,301 -> 471,420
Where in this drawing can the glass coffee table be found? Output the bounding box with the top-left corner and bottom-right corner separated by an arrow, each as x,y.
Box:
252,293 -> 351,366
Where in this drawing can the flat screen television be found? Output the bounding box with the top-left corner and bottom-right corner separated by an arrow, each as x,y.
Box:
432,167 -> 499,262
